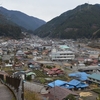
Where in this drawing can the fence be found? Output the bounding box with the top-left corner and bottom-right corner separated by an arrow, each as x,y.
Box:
0,74 -> 24,100
0,74 -> 4,81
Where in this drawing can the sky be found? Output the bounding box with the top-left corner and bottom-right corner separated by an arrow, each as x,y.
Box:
0,0 -> 100,22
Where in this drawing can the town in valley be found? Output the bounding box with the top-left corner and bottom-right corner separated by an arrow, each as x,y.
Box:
0,34 -> 100,100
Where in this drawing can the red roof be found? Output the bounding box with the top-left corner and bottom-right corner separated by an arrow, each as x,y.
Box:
47,71 -> 55,75
51,68 -> 60,71
43,68 -> 50,72
56,70 -> 64,74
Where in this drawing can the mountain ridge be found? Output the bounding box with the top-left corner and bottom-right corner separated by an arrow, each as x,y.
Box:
0,7 -> 46,31
33,3 -> 100,39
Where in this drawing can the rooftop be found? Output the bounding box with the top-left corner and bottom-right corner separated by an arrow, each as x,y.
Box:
59,45 -> 69,49
88,73 -> 100,81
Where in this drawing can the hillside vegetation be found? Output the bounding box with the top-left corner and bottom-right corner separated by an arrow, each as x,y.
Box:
33,3 -> 100,39
0,7 -> 46,31
0,14 -> 23,39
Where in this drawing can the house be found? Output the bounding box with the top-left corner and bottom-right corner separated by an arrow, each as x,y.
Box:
32,50 -> 38,56
78,65 -> 100,73
68,72 -> 88,81
5,63 -> 13,67
16,50 -> 25,57
43,86 -> 78,100
2,54 -> 11,61
25,71 -> 36,79
43,68 -> 64,76
13,71 -> 36,80
88,73 -> 100,84
41,44 -> 52,50
28,63 -> 40,70
67,79 -> 89,90
2,47 -> 8,55
48,80 -> 68,87
13,71 -> 26,80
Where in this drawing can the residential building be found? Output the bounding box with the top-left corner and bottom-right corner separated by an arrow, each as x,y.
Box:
88,73 -> 100,84
43,86 -> 79,100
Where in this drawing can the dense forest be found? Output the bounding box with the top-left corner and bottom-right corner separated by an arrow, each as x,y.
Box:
0,14 -> 23,39
0,24 -> 23,39
33,4 -> 100,39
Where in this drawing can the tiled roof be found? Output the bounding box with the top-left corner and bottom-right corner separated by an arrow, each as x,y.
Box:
49,86 -> 78,100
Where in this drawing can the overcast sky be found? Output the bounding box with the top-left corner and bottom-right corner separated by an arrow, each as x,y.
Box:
0,0 -> 100,22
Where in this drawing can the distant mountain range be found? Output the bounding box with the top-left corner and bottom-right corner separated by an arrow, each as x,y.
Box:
33,3 -> 100,39
0,13 -> 23,39
0,7 -> 46,39
0,7 -> 46,31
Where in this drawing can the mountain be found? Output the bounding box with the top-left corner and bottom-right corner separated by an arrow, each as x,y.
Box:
33,3 -> 100,39
0,13 -> 23,39
0,7 -> 46,31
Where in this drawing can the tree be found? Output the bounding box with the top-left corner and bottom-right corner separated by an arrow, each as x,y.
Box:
65,94 -> 76,100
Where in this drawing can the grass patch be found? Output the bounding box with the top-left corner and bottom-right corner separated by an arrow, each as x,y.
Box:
33,70 -> 46,77
92,89 -> 100,94
6,70 -> 15,75
24,90 -> 41,100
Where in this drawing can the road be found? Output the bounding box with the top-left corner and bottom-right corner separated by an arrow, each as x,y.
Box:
0,82 -> 15,100
24,81 -> 48,94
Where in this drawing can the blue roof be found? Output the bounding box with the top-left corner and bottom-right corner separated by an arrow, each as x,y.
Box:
66,85 -> 74,89
68,72 -> 88,81
76,83 -> 89,88
68,79 -> 80,86
88,73 -> 100,81
61,85 -> 74,89
48,80 -> 68,87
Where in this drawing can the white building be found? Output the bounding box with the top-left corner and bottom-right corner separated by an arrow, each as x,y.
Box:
49,45 -> 75,61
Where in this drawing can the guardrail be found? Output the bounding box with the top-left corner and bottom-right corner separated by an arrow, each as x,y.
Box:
0,74 -> 24,100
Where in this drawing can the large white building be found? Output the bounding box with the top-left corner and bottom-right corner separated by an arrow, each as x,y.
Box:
49,45 -> 75,61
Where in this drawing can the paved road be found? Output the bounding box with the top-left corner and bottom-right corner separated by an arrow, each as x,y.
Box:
24,81 -> 48,94
0,82 -> 14,100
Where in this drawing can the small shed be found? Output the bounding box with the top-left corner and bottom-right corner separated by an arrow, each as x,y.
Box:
26,72 -> 36,79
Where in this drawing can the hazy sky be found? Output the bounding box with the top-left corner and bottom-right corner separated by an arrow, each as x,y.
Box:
0,0 -> 100,22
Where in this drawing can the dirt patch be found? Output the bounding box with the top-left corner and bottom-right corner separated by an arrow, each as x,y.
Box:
79,91 -> 98,100
80,92 -> 93,97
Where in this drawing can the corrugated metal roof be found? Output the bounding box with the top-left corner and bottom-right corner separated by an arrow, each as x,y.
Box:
26,72 -> 36,76
69,72 -> 88,81
68,79 -> 81,86
88,73 -> 100,81
48,80 -> 68,87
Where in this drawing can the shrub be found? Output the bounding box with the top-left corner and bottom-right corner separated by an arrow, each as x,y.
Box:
92,89 -> 100,94
24,90 -> 41,100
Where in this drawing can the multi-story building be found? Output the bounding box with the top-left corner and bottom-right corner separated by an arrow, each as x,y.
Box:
49,45 -> 75,61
